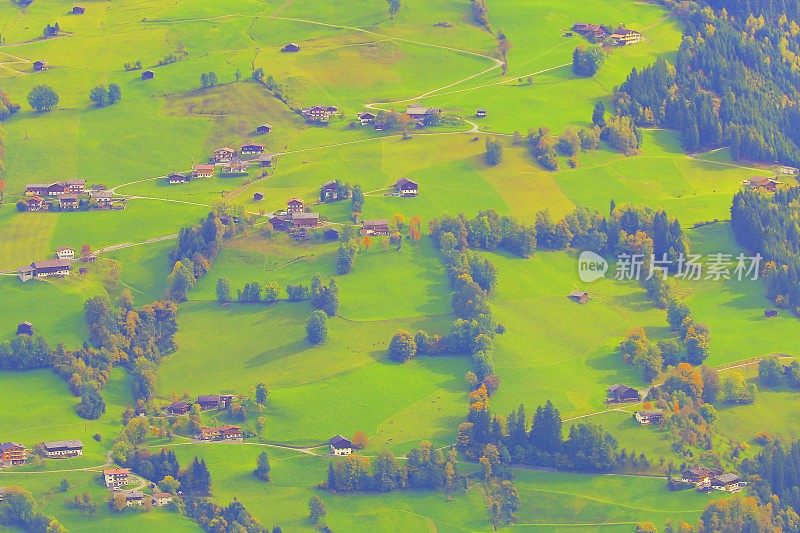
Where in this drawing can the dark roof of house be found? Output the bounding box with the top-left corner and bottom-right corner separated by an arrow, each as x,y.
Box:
684,466 -> 711,476
364,219 -> 389,227
0,442 -> 24,452
395,178 -> 418,188
636,410 -> 663,417
330,435 -> 352,448
287,197 -> 304,205
197,394 -> 220,403
59,194 -> 79,201
125,491 -> 144,500
32,259 -> 72,270
569,290 -> 588,298
713,473 -> 741,484
168,401 -> 191,409
608,384 -> 637,395
43,440 -> 83,451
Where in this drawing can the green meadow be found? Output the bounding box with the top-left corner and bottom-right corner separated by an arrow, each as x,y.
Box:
0,0 -> 795,530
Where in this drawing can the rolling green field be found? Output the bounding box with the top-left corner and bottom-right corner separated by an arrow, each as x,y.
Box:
1,0 -> 796,531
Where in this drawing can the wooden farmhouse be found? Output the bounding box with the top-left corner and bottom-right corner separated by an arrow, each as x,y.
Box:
33,60 -> 48,72
282,42 -> 301,52
103,468 -> 130,489
220,162 -> 250,175
256,124 -> 272,135
321,180 -> 340,201
610,28 -> 641,45
572,22 -> 606,40
212,147 -> 236,163
16,322 -> 34,336
152,493 -> 173,506
196,394 -> 222,410
253,192 -> 264,201
26,180 -> 85,197
711,473 -> 743,492
681,466 -> 712,487
0,442 -> 27,467
141,70 -> 154,80
362,219 -> 389,236
90,190 -> 114,207
393,178 -> 418,197
357,112 -> 376,125
765,309 -> 779,318
287,197 -> 305,213
124,491 -> 145,507
301,105 -> 338,124
329,435 -> 353,456
291,212 -> 320,228
607,384 -> 640,403
193,164 -> 216,178
199,425 -> 242,441
568,290 -> 589,303
634,410 -> 663,425
42,440 -> 83,458
746,176 -> 779,191
168,173 -> 190,185
241,143 -> 264,155
18,259 -> 72,282
56,246 -> 75,260
72,5 -> 85,14
476,108 -> 487,118
58,194 -> 79,211
166,401 -> 192,415
258,154 -> 273,167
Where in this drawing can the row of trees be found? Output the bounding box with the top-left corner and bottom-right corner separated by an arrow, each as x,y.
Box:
615,2 -> 800,165
458,390 -> 624,473
184,497 -> 267,533
325,442 -> 459,493
429,209 -> 536,259
168,209 -> 249,302
84,292 -> 179,404
89,83 -> 121,108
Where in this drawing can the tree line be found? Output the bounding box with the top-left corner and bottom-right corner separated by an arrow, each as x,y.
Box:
459,387 -> 626,473
324,441 -> 459,494
732,187 -> 800,313
168,209 -> 250,302
615,1 -> 800,165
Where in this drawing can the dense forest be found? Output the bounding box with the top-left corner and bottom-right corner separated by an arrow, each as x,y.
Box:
731,187 -> 800,311
615,0 -> 800,165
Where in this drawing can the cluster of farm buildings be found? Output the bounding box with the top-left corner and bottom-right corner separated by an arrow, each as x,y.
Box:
17,245 -> 95,283
267,178 -> 417,239
20,180 -> 125,212
163,396 -> 353,455
570,23 -> 642,45
0,439 -> 84,468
